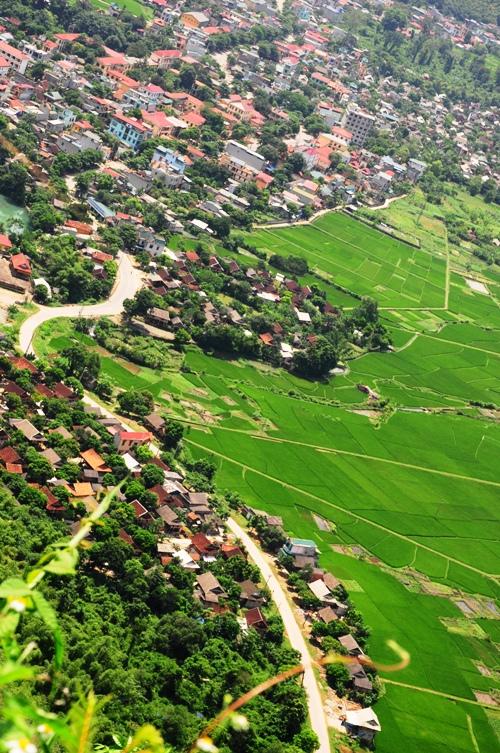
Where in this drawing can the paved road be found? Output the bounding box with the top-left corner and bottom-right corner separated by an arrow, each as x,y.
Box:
226,517 -> 331,753
19,252 -> 143,354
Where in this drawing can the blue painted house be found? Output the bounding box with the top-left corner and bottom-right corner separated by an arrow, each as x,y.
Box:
152,145 -> 188,174
108,112 -> 150,150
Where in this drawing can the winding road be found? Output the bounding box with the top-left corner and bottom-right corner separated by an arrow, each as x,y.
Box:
226,517 -> 330,753
19,252 -> 143,354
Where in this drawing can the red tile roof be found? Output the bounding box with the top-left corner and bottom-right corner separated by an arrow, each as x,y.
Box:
119,431 -> 152,441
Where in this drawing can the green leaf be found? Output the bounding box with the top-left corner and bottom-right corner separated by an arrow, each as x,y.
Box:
122,725 -> 164,753
0,612 -> 20,638
43,548 -> 79,576
0,661 -> 35,685
0,577 -> 31,598
32,591 -> 64,668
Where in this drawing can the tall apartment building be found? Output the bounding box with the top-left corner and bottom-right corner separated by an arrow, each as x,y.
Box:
341,105 -> 375,147
0,40 -> 29,74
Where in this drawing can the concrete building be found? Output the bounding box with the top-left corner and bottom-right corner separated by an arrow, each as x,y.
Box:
0,40 -> 30,74
108,112 -> 150,150
224,140 -> 265,172
341,104 -> 375,147
407,158 -> 427,182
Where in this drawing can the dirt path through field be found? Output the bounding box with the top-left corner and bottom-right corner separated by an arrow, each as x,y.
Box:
383,679 -> 499,710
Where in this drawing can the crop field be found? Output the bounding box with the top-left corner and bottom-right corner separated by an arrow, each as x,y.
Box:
248,212 -> 447,308
335,331 -> 500,406
30,205 -> 500,753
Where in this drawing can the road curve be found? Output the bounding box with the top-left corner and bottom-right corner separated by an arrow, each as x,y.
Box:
19,252 -> 143,354
226,517 -> 331,753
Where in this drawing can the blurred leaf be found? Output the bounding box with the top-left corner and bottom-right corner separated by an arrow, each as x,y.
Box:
42,547 -> 79,576
122,725 -> 164,753
0,612 -> 20,638
32,591 -> 64,668
0,578 -> 31,598
0,661 -> 35,685
64,691 -> 107,753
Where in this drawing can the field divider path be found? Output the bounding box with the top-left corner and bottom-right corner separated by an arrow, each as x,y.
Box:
226,517 -> 331,753
186,437 -> 500,583
177,420 -> 500,488
383,679 -> 499,711
261,228 -> 435,309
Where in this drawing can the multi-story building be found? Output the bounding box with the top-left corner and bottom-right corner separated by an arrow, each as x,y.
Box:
224,140 -> 266,173
148,49 -> 182,69
407,158 -> 427,182
152,146 -> 189,174
180,11 -> 210,29
0,40 -> 30,74
108,112 -> 150,150
136,227 -> 166,257
341,104 -> 375,147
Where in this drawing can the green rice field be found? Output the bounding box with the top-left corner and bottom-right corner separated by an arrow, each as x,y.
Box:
249,212 -> 447,308
32,206 -> 500,753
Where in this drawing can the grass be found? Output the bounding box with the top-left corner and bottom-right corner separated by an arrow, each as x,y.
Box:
89,0 -> 153,18
1,302 -> 38,340
368,186 -> 500,271
29,202 -> 500,753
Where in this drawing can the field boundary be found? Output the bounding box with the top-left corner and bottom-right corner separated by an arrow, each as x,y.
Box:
382,679 -> 500,711
186,436 -> 500,584
178,420 -> 500,488
340,208 -> 421,248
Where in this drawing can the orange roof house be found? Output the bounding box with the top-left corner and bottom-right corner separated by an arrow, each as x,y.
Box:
10,253 -> 31,279
0,233 -> 12,250
80,449 -> 111,472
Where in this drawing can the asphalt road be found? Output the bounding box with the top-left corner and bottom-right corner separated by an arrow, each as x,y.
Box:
226,517 -> 331,753
19,252 -> 143,354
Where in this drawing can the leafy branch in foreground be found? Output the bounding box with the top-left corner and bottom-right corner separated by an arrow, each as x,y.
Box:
0,485 -> 170,753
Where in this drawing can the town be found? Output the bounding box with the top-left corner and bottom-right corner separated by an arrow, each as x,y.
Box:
0,1 -> 497,753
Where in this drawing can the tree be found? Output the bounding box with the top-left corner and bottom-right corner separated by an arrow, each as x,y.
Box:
117,389 -> 154,416
293,729 -> 319,753
179,65 -> 196,90
0,163 -> 29,205
29,200 -> 62,232
162,419 -> 185,450
25,450 -> 53,485
292,337 -> 338,378
325,662 -> 350,694
34,284 -> 49,304
210,216 -> 231,239
141,463 -> 165,489
382,7 -> 407,31
62,343 -> 101,387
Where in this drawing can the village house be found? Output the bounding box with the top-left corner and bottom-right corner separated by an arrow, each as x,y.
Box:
113,430 -> 152,453
195,571 -> 227,610
343,707 -> 381,745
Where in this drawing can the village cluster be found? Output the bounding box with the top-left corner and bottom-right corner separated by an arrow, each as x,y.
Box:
0,349 -> 381,744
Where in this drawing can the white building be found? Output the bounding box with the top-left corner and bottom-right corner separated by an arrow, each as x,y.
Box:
341,104 -> 375,147
0,40 -> 29,74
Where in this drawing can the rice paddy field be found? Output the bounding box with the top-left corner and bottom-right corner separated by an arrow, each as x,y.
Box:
32,206 -> 500,753
249,212 -> 447,308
